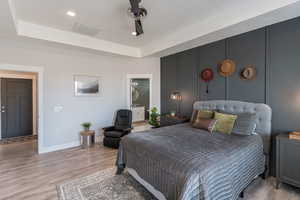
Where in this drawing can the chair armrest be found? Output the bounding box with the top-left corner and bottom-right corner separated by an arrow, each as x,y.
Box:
102,126 -> 115,132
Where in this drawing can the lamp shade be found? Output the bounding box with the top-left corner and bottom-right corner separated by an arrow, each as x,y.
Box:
170,92 -> 182,101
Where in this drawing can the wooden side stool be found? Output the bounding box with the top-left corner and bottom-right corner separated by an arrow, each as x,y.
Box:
80,130 -> 95,148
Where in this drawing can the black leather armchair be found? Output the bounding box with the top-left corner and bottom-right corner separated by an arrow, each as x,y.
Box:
103,109 -> 133,148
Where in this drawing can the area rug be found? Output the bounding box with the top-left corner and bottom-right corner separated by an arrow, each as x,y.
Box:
57,167 -> 300,200
56,168 -> 156,200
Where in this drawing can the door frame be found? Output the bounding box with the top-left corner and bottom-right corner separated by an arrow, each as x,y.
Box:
0,64 -> 44,154
126,74 -> 152,111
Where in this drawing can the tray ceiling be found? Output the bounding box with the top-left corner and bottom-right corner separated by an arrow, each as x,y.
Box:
4,0 -> 300,57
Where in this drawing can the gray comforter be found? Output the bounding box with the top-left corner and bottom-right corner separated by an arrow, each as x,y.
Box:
116,123 -> 265,200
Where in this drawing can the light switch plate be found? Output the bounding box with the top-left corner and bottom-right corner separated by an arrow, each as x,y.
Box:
54,105 -> 63,113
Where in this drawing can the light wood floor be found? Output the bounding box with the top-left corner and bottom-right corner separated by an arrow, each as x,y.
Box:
0,140 -> 299,200
0,141 -> 116,200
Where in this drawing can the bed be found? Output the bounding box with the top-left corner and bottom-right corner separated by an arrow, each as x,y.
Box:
116,100 -> 272,200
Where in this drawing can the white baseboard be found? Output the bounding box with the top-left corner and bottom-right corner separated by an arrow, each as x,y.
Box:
39,140 -> 80,154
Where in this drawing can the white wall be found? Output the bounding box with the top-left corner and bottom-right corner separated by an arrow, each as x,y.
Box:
0,37 -> 160,150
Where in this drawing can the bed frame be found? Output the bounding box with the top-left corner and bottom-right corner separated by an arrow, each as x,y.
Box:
127,100 -> 272,200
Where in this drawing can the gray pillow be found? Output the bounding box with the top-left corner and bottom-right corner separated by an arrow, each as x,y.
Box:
218,111 -> 257,135
232,113 -> 257,135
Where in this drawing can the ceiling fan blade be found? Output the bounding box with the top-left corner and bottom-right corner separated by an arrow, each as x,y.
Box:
135,19 -> 144,36
129,0 -> 140,15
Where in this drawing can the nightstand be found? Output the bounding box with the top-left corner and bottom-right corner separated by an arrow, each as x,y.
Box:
276,133 -> 300,189
158,115 -> 189,128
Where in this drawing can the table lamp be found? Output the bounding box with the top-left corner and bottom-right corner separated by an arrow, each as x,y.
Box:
170,92 -> 182,117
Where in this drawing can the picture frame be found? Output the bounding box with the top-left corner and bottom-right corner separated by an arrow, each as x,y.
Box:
74,75 -> 101,97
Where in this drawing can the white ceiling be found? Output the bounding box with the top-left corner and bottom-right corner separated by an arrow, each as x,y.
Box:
4,0 -> 300,57
13,0 -> 224,47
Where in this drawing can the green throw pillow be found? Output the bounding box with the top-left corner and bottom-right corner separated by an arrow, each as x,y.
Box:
213,112 -> 237,134
197,110 -> 214,119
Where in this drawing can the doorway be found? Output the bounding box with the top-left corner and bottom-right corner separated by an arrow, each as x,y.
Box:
1,78 -> 33,138
127,74 -> 152,123
0,71 -> 37,149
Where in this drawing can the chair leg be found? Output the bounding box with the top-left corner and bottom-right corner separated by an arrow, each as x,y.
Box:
116,165 -> 125,175
116,168 -> 123,175
239,191 -> 244,198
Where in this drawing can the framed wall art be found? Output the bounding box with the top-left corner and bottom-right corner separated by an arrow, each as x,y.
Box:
74,75 -> 101,97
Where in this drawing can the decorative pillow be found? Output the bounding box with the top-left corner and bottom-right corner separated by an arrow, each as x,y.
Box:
213,112 -> 237,134
231,113 -> 257,135
218,111 -> 257,135
196,110 -> 214,119
190,110 -> 214,124
192,118 -> 217,133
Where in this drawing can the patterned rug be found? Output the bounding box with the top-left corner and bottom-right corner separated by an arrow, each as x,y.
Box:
57,167 -> 300,200
56,168 -> 156,200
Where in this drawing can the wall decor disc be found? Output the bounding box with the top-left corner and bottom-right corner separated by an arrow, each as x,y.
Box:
218,59 -> 236,77
200,68 -> 214,82
200,68 -> 214,94
240,66 -> 256,80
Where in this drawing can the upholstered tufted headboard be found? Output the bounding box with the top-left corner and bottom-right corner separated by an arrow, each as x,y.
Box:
193,100 -> 272,154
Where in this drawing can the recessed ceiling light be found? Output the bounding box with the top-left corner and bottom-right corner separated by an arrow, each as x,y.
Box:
131,31 -> 137,36
66,11 -> 76,17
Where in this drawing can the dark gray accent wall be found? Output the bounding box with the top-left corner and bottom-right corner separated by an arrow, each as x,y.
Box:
226,28 -> 266,103
161,16 -> 300,175
161,28 -> 268,114
161,55 -> 178,114
196,41 -> 226,101
176,50 -> 198,117
269,17 -> 300,133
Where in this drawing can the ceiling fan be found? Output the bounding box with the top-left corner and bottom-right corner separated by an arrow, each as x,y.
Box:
128,0 -> 148,36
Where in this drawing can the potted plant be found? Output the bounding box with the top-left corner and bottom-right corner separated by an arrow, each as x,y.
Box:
149,107 -> 160,128
81,122 -> 92,131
